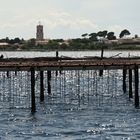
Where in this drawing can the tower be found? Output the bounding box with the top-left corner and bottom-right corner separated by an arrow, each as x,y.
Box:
36,23 -> 44,40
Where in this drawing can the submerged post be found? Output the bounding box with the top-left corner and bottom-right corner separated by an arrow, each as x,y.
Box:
134,65 -> 139,108
31,67 -> 36,113
40,71 -> 44,102
47,70 -> 51,95
129,69 -> 133,98
123,68 -> 127,93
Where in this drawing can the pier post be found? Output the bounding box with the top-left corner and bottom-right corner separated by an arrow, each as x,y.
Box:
123,68 -> 127,93
99,69 -> 103,76
31,68 -> 36,113
129,69 -> 133,98
7,71 -> 9,78
15,71 -> 17,76
40,71 -> 44,102
99,45 -> 104,76
56,51 -> 58,76
56,50 -> 58,58
47,70 -> 51,95
134,65 -> 139,108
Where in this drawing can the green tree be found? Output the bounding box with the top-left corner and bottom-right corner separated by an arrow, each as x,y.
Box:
81,33 -> 88,38
26,38 -> 36,48
89,33 -> 98,41
102,30 -> 108,38
97,30 -> 108,38
14,38 -> 21,44
107,32 -> 116,40
7,37 -> 22,44
46,40 -> 59,50
119,29 -> 130,38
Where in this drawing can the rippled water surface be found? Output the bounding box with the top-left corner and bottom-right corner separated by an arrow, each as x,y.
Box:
1,50 -> 140,58
0,51 -> 140,140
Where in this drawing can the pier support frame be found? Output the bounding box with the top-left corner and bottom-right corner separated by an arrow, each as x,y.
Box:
134,65 -> 139,108
31,68 -> 36,113
40,71 -> 44,102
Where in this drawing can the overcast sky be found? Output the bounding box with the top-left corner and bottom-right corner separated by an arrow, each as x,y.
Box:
0,0 -> 139,39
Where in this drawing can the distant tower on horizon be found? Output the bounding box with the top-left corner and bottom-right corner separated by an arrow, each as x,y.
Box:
36,22 -> 44,40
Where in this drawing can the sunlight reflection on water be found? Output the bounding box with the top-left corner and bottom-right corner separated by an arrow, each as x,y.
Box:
0,51 -> 140,140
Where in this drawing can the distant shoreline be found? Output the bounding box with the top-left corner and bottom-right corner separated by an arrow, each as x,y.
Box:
0,44 -> 140,51
1,49 -> 140,52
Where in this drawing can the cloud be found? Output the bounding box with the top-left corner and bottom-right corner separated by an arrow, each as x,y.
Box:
0,0 -> 140,39
43,10 -> 98,30
107,25 -> 124,35
46,18 -> 98,30
0,7 -> 99,39
40,10 -> 99,39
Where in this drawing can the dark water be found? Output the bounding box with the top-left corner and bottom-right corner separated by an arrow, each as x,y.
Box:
0,97 -> 140,140
0,51 -> 140,140
1,107 -> 140,140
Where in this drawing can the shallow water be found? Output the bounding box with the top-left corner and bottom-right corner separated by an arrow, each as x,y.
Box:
0,51 -> 140,140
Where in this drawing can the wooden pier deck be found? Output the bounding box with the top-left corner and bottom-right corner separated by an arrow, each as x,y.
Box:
0,57 -> 140,71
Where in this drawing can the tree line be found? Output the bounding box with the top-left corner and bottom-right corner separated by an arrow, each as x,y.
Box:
0,29 -> 137,51
0,37 -> 24,44
81,29 -> 131,41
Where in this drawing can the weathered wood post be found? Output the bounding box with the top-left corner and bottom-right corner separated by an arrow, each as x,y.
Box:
56,51 -> 62,75
99,43 -> 104,76
123,68 -> 127,93
31,67 -> 36,113
47,70 -> 51,95
15,71 -> 17,76
56,50 -> 58,58
134,65 -> 139,108
7,71 -> 9,78
40,71 -> 44,102
56,51 -> 58,76
99,69 -> 103,77
129,69 -> 133,98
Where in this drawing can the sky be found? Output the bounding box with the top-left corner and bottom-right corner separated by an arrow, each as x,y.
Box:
0,0 -> 140,39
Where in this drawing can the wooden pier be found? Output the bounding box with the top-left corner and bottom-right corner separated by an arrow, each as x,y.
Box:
0,56 -> 140,112
0,57 -> 140,70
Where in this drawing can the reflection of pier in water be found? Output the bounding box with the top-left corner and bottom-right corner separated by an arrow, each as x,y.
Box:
0,56 -> 139,112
